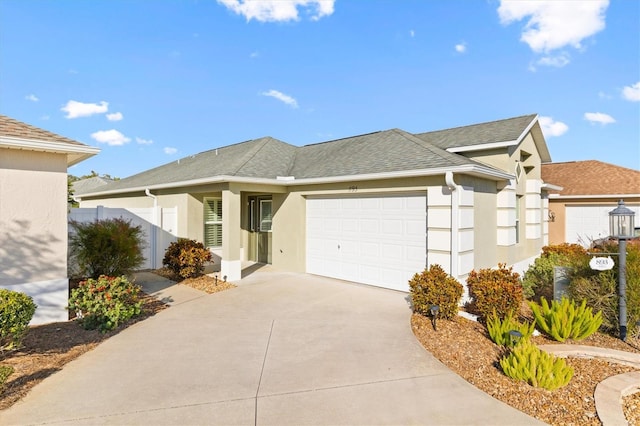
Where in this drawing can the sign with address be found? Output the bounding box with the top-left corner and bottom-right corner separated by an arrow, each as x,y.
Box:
589,256 -> 615,271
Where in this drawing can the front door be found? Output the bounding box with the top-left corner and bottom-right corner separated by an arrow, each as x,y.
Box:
248,196 -> 272,264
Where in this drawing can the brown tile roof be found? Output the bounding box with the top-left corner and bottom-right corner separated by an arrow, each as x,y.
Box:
0,114 -> 86,147
542,160 -> 640,196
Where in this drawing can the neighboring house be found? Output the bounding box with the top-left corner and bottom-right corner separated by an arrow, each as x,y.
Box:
0,115 -> 99,324
77,114 -> 557,294
71,176 -> 113,195
541,160 -> 640,246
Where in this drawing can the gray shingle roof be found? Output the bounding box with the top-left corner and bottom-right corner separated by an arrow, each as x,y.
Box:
81,137 -> 296,194
72,177 -> 113,194
414,114 -> 537,150
81,114 -> 539,196
290,129 -> 479,179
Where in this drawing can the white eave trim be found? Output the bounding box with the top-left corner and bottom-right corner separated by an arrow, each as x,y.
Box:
447,139 -> 519,153
0,136 -> 100,155
541,182 -> 563,191
78,164 -> 514,198
445,114 -> 539,154
0,135 -> 100,166
549,194 -> 640,200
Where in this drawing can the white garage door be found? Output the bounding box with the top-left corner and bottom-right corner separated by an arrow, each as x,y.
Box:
566,204 -> 640,246
306,193 -> 426,292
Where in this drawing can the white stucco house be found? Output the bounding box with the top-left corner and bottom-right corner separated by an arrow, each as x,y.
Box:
77,114 -> 559,296
0,115 -> 99,324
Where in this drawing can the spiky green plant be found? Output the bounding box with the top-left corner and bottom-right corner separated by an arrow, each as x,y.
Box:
486,311 -> 535,347
529,297 -> 602,342
499,341 -> 573,391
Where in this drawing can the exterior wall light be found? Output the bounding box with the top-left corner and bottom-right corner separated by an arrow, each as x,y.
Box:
609,200 -> 636,341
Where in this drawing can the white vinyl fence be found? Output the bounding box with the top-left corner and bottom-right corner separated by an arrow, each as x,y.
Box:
69,206 -> 178,270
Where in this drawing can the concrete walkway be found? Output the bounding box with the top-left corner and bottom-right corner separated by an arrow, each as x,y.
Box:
0,270 -> 544,425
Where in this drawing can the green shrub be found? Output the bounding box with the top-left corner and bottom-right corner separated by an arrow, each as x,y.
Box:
162,239 -> 213,279
570,240 -> 640,336
486,311 -> 535,347
499,340 -> 573,391
69,218 -> 145,278
409,264 -> 463,320
0,289 -> 37,352
529,297 -> 602,342
522,243 -> 590,301
68,275 -> 142,332
466,263 -> 523,321
0,365 -> 14,390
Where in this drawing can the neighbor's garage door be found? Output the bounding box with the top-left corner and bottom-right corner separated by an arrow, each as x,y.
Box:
566,204 -> 640,245
306,193 -> 426,292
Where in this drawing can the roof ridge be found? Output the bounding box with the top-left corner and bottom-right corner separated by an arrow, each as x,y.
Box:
302,130 -> 385,147
227,137 -> 275,176
393,128 -> 476,166
419,113 -> 537,135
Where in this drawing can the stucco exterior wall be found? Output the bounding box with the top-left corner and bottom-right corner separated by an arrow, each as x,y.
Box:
473,180 -> 498,270
0,149 -> 69,324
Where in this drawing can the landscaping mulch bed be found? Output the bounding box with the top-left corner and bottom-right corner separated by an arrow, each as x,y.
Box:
151,268 -> 237,294
412,313 -> 640,425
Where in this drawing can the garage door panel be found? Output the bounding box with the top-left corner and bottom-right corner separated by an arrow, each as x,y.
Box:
381,219 -> 403,236
566,205 -> 640,245
306,194 -> 426,291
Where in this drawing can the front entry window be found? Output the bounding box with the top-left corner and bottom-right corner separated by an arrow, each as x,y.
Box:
204,198 -> 222,248
248,196 -> 272,264
259,199 -> 272,232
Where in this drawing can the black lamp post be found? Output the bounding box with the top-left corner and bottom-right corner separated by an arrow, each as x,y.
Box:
608,200 -> 636,341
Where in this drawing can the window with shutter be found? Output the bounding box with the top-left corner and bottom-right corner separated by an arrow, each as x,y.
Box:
204,198 -> 222,248
259,199 -> 272,232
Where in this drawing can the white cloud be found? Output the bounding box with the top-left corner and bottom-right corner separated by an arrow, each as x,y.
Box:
584,112 -> 616,125
250,51 -> 260,58
535,53 -> 570,68
538,116 -> 569,137
62,100 -> 109,119
498,0 -> 608,53
455,42 -> 467,53
217,0 -> 334,22
622,81 -> 640,102
261,89 -> 299,108
106,112 -> 123,121
91,129 -> 131,146
598,91 -> 612,100
410,30 -> 415,38
25,94 -> 39,102
136,137 -> 153,145
164,147 -> 178,155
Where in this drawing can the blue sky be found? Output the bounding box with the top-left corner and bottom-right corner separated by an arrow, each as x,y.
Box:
1,0 -> 638,178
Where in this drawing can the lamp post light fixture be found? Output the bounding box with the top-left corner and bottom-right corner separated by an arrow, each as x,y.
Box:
508,330 -> 523,346
609,200 -> 636,341
430,305 -> 440,331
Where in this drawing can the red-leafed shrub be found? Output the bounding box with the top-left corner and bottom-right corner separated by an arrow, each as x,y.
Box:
409,264 -> 463,320
68,275 -> 142,332
163,239 -> 212,279
466,263 -> 523,321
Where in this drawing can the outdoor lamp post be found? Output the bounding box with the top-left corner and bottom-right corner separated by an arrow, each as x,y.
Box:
609,200 -> 636,341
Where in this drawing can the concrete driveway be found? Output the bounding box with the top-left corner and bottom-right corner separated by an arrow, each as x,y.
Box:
0,270 -> 544,425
